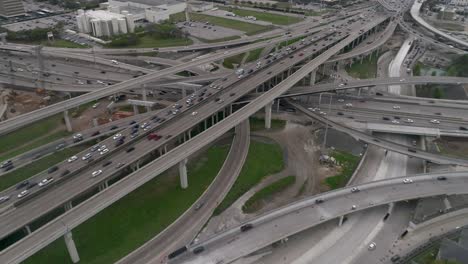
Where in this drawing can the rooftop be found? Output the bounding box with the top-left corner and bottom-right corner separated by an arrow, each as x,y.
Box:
84,10 -> 126,20
112,0 -> 183,7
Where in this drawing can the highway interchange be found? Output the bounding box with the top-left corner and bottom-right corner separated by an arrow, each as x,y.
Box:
1,0 -> 468,263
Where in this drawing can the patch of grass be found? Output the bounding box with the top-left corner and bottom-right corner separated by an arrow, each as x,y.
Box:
0,145 -> 89,192
219,7 -> 303,25
447,54 -> 468,77
246,48 -> 264,63
249,116 -> 286,131
0,130 -> 71,162
108,35 -> 192,49
42,39 -> 89,48
194,35 -> 241,43
346,51 -> 379,79
0,114 -> 64,158
24,145 -> 230,264
170,12 -> 274,36
323,150 -> 360,190
242,175 -> 295,213
223,53 -> 246,69
70,101 -> 96,118
214,140 -> 284,215
118,105 -> 146,113
431,20 -> 464,31
278,36 -> 303,49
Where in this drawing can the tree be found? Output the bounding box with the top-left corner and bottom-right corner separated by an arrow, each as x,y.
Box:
433,87 -> 443,99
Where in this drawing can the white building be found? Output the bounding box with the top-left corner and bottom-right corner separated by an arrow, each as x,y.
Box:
451,0 -> 468,6
76,0 -> 186,37
76,9 -> 133,37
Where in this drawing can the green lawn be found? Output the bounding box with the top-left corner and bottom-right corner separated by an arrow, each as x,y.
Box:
223,53 -> 246,69
0,130 -> 71,163
242,175 -> 295,213
107,35 -> 192,49
219,7 -> 303,25
323,151 -> 360,190
0,145 -> 89,192
42,39 -> 89,48
246,48 -> 264,63
24,145 -> 230,264
214,140 -> 284,215
195,35 -> 241,43
170,12 -> 274,36
346,51 -> 379,79
249,116 -> 286,131
0,114 -> 65,160
278,36 -> 303,49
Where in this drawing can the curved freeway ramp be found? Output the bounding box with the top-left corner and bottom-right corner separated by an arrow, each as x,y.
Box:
174,171 -> 468,264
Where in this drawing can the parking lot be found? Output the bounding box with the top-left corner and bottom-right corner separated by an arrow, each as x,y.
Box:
177,21 -> 244,40
2,12 -> 75,32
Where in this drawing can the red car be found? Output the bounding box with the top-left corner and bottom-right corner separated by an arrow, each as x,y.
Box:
147,133 -> 162,141
299,53 -> 304,56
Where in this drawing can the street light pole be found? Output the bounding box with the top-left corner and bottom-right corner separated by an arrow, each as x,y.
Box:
322,93 -> 333,151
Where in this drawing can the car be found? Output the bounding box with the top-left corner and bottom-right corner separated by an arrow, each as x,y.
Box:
392,105 -> 400,109
345,103 -> 353,108
430,119 -> 440,124
351,205 -> 357,210
113,133 -> 122,140
61,170 -> 70,177
72,133 -> 83,142
98,145 -> 107,152
129,120 -> 136,125
103,161 -> 112,167
299,53 -> 304,56
82,153 -> 92,160
90,145 -> 100,152
240,224 -> 253,232
126,147 -> 135,153
91,170 -> 102,177
337,112 -> 344,116
48,166 -> 58,174
16,180 -> 29,190
383,117 -> 390,121
391,255 -> 401,262
368,242 -> 376,251
351,187 -> 360,193
55,143 -> 65,150
194,202 -> 204,210
1,160 -> 12,168
17,190 -> 29,198
191,111 -> 198,116
193,246 -> 204,254
437,176 -> 447,181
116,162 -> 125,169
403,178 -> 413,184
230,93 -> 236,97
404,119 -> 414,123
315,198 -> 324,204
337,99 -> 345,102
0,196 -> 10,204
38,177 -> 54,187
92,103 -> 100,109
391,120 -> 400,124
460,126 -> 468,131
100,148 -> 109,155
110,125 -> 118,130
91,131 -> 100,136
147,133 -> 162,141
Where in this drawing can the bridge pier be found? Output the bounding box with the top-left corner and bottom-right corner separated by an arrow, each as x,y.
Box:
133,104 -> 139,114
443,197 -> 452,211
265,101 -> 273,129
309,69 -> 317,85
142,85 -> 150,112
179,158 -> 188,189
64,231 -> 80,263
338,215 -> 345,226
64,201 -> 73,211
25,225 -> 31,235
63,110 -> 72,132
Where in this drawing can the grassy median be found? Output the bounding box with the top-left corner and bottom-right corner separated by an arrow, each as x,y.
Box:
249,117 -> 286,131
346,51 -> 379,79
323,150 -> 360,189
214,140 -> 284,215
242,175 -> 295,213
219,7 -> 303,25
0,145 -> 89,192
24,144 -> 230,264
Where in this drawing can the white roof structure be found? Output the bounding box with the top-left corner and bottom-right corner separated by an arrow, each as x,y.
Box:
83,10 -> 126,21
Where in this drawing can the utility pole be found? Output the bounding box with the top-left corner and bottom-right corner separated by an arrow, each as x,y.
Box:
322,93 -> 333,151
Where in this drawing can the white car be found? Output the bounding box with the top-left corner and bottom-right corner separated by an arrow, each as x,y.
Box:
92,103 -> 100,109
391,120 -> 400,124
403,178 -> 413,184
91,170 -> 102,178
430,119 -> 440,124
404,119 -> 414,123
0,196 -> 9,203
68,156 -> 78,163
113,133 -> 122,140
82,153 -> 92,160
73,133 -> 83,139
100,148 -> 109,155
400,78 -> 405,82
368,242 -> 376,251
38,177 -> 54,187
319,111 -> 327,115
345,103 -> 353,108
98,145 -> 107,152
337,99 -> 345,102
191,111 -> 198,116
351,205 -> 357,210
392,105 -> 400,110
17,190 -> 29,198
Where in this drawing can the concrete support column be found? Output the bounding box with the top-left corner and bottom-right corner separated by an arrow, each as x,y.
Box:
64,201 -> 73,211
338,215 -> 345,226
179,158 -> 188,189
265,101 -> 273,129
387,202 -> 395,214
276,99 -> 280,112
182,87 -> 187,98
443,197 -> 452,211
63,110 -> 72,132
142,86 -> 150,111
133,105 -> 139,114
204,119 -> 207,130
25,225 -> 32,235
92,118 -> 99,127
64,231 -> 80,263
309,69 -> 317,85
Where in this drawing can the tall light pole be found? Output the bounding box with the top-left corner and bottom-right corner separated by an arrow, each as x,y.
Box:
322,93 -> 333,151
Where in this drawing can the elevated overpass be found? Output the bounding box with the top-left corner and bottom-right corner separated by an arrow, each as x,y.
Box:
0,16 -> 392,263
364,123 -> 468,138
175,171 -> 468,264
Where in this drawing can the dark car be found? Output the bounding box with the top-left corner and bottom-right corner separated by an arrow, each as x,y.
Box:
460,126 -> 468,131
240,224 -> 253,232
16,181 -> 29,190
437,176 -> 447,181
3,164 -> 14,172
110,125 -> 118,130
48,166 -> 59,174
129,120 -> 136,125
315,198 -> 324,204
26,182 -> 37,190
337,112 -> 344,116
103,161 -> 113,167
383,117 -> 390,121
91,131 -> 100,136
193,246 -> 204,254
126,147 -> 135,153
61,170 -> 70,177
